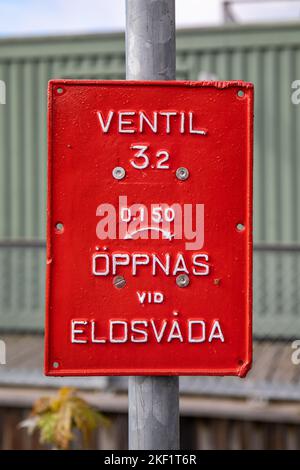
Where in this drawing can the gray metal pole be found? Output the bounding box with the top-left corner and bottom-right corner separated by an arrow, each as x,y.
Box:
126,0 -> 179,451
128,376 -> 179,450
126,0 -> 176,81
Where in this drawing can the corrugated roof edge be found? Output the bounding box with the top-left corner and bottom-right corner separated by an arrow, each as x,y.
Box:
0,21 -> 299,45
1,22 -> 299,60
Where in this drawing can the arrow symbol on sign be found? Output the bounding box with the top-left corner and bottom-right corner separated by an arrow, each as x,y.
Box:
124,227 -> 174,240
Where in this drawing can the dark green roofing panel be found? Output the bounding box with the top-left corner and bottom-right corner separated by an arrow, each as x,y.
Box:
0,23 -> 299,336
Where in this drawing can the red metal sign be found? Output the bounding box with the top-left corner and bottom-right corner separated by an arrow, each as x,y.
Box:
45,80 -> 253,376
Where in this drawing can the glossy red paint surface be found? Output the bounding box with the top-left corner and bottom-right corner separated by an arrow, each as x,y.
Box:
45,80 -> 253,376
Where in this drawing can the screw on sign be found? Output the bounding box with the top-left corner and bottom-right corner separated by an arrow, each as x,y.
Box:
45,80 -> 253,376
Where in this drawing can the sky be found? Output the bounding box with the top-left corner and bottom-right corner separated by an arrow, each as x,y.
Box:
0,0 -> 299,37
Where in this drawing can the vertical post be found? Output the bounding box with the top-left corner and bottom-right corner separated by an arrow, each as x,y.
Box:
126,0 -> 179,450
126,0 -> 176,81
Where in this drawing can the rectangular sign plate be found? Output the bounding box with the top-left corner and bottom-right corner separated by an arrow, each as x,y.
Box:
45,80 -> 253,376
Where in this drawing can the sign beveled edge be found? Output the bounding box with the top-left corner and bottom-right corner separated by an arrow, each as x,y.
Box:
44,79 -> 254,377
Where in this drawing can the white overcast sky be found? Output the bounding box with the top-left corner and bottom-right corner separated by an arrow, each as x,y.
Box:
0,0 -> 299,37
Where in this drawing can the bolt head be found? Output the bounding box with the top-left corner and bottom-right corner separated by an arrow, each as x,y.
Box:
112,166 -> 126,180
176,167 -> 189,181
176,274 -> 190,288
113,275 -> 126,289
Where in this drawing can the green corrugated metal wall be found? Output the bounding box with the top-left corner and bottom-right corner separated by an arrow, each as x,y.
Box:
0,23 -> 300,336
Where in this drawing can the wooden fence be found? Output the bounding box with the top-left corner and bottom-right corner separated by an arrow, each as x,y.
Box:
0,390 -> 300,450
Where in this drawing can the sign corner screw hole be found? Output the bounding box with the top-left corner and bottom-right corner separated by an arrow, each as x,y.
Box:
56,87 -> 64,95
236,223 -> 245,232
237,90 -> 245,98
53,361 -> 59,369
55,222 -> 64,233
